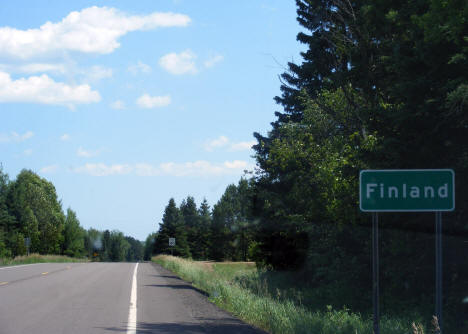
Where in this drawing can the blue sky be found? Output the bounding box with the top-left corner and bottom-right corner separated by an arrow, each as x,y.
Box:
0,1 -> 304,240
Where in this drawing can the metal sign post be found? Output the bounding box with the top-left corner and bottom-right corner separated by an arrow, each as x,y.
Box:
359,169 -> 454,334
372,212 -> 380,334
435,211 -> 443,333
169,238 -> 176,256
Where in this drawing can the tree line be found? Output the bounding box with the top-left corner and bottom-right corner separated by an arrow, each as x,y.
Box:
153,178 -> 256,261
151,0 -> 467,330
0,168 -> 144,262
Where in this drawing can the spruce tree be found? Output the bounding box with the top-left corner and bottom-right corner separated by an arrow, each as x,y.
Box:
155,198 -> 190,257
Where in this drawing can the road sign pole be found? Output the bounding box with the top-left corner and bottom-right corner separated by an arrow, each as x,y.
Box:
372,212 -> 380,334
435,211 -> 443,333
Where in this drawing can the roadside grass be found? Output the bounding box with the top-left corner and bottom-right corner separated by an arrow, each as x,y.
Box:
153,255 -> 423,334
0,253 -> 88,266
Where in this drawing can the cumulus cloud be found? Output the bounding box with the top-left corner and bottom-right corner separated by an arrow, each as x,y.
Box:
204,136 -> 256,152
60,133 -> 70,141
204,54 -> 224,68
229,140 -> 256,151
110,100 -> 125,110
0,6 -> 191,59
77,146 -> 101,158
0,63 -> 67,74
204,136 -> 229,151
159,49 -> 197,75
40,164 -> 59,174
86,65 -> 113,81
0,71 -> 100,107
0,131 -> 34,143
0,63 -> 112,83
72,160 -> 252,177
136,94 -> 171,108
128,61 -> 151,75
73,163 -> 131,176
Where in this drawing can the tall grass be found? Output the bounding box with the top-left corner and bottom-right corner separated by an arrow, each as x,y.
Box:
153,255 -> 423,334
0,253 -> 88,266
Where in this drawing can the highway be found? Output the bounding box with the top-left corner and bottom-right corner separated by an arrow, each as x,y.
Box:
0,262 -> 265,334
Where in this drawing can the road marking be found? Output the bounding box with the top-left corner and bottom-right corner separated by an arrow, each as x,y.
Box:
127,263 -> 138,334
0,263 -> 43,270
0,282 -> 8,285
41,272 -> 48,275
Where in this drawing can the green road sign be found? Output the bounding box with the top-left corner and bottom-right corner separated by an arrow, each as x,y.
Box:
360,169 -> 455,212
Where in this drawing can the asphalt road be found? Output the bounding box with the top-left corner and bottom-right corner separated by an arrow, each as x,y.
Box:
0,262 -> 265,334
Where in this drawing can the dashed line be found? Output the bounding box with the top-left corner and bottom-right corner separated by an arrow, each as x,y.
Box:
41,272 -> 48,275
127,263 -> 138,334
0,282 -> 8,285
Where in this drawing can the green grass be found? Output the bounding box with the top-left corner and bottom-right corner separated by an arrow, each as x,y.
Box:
153,255 -> 423,334
0,253 -> 88,266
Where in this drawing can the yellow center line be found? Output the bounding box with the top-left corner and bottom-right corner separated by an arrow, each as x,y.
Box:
0,281 -> 8,285
41,272 -> 48,275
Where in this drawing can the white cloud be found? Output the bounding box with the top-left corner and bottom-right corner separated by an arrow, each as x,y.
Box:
156,160 -> 250,177
0,63 -> 67,74
229,140 -> 256,151
110,100 -> 125,110
0,7 -> 191,59
0,63 -> 112,83
204,54 -> 224,68
72,160 -> 252,177
40,164 -> 59,174
128,61 -> 151,75
73,163 -> 131,176
86,65 -> 113,81
0,71 -> 100,107
23,148 -> 33,156
136,94 -> 171,108
204,136 -> 229,151
204,136 -> 256,152
60,133 -> 70,141
77,146 -> 101,158
159,49 -> 197,75
0,131 -> 34,143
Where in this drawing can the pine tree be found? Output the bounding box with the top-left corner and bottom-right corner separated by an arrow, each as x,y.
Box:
197,199 -> 212,260
155,198 -> 190,257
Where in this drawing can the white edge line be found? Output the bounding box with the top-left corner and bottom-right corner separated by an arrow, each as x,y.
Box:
0,263 -> 44,270
127,262 -> 138,334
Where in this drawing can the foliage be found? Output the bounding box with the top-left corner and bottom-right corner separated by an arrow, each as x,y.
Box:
154,255 -> 421,334
154,198 -> 190,257
63,208 -> 85,257
248,0 -> 467,330
0,253 -> 88,266
0,165 -> 144,262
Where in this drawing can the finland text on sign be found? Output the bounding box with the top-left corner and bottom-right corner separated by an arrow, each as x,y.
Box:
360,169 -> 455,212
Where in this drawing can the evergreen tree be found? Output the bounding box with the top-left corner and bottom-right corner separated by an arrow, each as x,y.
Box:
180,196 -> 202,259
197,199 -> 212,260
210,179 -> 255,261
154,199 -> 190,257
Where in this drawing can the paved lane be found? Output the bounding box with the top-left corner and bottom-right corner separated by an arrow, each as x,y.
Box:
135,262 -> 265,334
0,262 -> 265,334
0,262 -> 134,334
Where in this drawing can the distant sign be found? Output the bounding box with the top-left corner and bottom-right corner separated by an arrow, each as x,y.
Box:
360,169 -> 455,212
24,237 -> 31,247
168,238 -> 176,247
